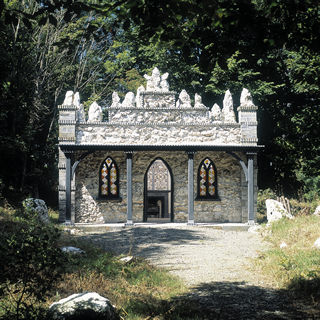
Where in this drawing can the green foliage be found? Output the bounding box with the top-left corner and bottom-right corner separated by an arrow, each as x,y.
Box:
0,210 -> 64,319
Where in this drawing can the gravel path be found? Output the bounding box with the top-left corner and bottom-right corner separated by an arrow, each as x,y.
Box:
75,224 -> 319,319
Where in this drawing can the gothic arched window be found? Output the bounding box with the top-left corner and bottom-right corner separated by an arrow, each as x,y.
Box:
197,158 -> 218,200
99,157 -> 119,199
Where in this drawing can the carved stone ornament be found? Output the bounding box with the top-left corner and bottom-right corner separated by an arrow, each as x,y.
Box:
110,91 -> 121,108
194,93 -> 206,109
144,67 -> 170,91
222,89 -> 236,122
240,88 -> 255,107
88,101 -> 103,121
63,90 -> 74,105
136,85 -> 145,107
176,89 -> 192,108
210,103 -> 222,121
73,92 -> 80,107
122,92 -> 135,108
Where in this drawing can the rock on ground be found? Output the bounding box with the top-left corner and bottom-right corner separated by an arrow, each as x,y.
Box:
22,198 -> 49,223
49,292 -> 118,320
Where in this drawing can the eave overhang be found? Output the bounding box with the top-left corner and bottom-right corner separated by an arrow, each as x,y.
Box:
59,144 -> 264,153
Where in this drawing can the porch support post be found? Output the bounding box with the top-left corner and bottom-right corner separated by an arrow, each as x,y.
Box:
187,151 -> 195,225
125,152 -> 133,226
247,152 -> 255,224
65,152 -> 72,224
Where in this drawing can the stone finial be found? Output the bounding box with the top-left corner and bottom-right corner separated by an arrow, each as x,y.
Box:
144,67 -> 170,91
136,85 -> 145,107
194,93 -> 206,109
160,72 -> 169,91
222,89 -> 236,122
210,103 -> 222,121
73,92 -> 86,121
110,91 -> 121,108
240,88 -> 254,107
73,92 -> 80,107
176,90 -> 192,108
63,90 -> 74,105
88,101 -> 102,121
122,92 -> 135,108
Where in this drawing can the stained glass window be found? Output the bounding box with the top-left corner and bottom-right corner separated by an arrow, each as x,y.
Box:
99,157 -> 119,199
197,158 -> 218,199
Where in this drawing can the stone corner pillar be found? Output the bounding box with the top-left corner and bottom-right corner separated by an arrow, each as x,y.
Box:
61,150 -> 75,224
246,152 -> 257,224
187,151 -> 196,225
125,151 -> 134,226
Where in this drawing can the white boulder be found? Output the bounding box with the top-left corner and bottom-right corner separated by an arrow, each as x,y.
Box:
49,292 -> 118,320
22,198 -> 49,223
266,199 -> 293,223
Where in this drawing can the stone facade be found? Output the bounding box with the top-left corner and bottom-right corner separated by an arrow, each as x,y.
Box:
58,68 -> 260,224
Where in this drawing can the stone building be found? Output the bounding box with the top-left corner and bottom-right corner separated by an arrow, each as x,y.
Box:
58,68 -> 262,224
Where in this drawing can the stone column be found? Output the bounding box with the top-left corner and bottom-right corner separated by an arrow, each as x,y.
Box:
187,152 -> 196,225
65,151 -> 73,224
125,152 -> 134,226
247,153 -> 255,224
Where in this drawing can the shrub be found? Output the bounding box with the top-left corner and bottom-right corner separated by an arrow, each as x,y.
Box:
0,212 -> 65,319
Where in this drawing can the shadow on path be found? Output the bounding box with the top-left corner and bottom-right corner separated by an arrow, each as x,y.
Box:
129,281 -> 319,319
76,227 -> 210,257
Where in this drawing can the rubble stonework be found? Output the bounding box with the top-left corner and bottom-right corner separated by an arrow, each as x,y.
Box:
58,68 -> 259,223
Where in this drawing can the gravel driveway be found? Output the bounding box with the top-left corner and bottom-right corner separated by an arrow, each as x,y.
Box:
75,224 -> 318,319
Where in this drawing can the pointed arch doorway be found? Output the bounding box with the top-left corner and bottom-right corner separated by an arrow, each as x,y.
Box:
144,158 -> 174,222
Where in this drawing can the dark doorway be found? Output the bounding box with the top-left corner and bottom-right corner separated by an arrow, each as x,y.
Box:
144,158 -> 173,222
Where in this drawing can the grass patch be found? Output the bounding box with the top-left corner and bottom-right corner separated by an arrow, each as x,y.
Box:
52,234 -> 187,319
255,215 -> 320,304
0,206 -> 188,319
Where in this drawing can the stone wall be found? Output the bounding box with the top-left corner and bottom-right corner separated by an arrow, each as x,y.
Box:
76,123 -> 241,146
75,151 -> 250,223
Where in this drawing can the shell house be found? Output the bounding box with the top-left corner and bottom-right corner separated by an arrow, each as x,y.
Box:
58,68 -> 262,224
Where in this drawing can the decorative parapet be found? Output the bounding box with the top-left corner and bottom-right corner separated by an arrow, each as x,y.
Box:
57,69 -> 260,148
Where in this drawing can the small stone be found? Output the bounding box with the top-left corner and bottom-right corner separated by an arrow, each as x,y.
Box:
119,256 -> 134,264
280,241 -> 287,249
313,238 -> 320,249
313,205 -> 320,216
61,246 -> 85,254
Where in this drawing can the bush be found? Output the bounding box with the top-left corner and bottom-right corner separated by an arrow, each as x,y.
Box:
0,211 -> 65,319
257,188 -> 277,223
